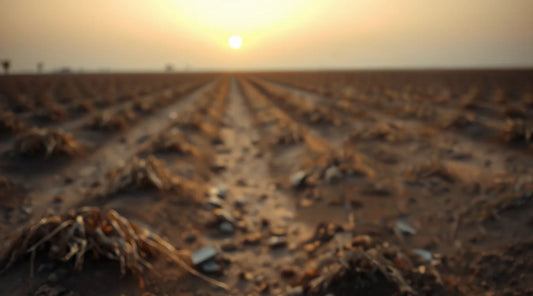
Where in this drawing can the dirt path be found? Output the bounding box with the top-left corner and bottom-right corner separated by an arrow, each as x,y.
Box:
192,77 -> 312,295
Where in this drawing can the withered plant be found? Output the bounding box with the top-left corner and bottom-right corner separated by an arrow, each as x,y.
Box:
12,128 -> 84,157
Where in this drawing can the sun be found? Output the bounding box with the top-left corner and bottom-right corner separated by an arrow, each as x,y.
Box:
228,35 -> 243,49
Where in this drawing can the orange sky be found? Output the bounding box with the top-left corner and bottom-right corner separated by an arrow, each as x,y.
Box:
1,0 -> 532,72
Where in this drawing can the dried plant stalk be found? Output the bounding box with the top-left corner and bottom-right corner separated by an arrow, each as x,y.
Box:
103,156 -> 176,196
152,129 -> 199,155
272,122 -> 304,146
12,128 -> 83,157
0,207 -> 228,290
87,111 -> 128,131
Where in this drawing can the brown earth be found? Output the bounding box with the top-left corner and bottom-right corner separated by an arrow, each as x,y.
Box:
0,70 -> 532,296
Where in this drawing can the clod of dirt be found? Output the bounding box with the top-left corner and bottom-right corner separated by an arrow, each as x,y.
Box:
349,122 -> 412,143
0,111 -> 26,134
304,250 -> 411,296
152,129 -> 198,155
0,175 -> 27,210
291,171 -> 308,188
34,284 -> 76,296
209,185 -> 228,199
445,239 -> 533,294
268,236 -> 288,248
298,224 -> 446,295
299,148 -> 375,186
441,112 -> 477,129
11,128 -> 84,158
501,119 -> 531,144
404,160 -> 457,184
11,94 -> 34,112
35,104 -> 68,122
242,232 -> 262,245
71,100 -> 96,115
351,235 -> 374,249
272,123 -> 305,146
133,98 -> 155,114
87,111 -> 128,131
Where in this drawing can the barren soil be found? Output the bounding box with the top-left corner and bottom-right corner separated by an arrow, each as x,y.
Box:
1,71 -> 532,296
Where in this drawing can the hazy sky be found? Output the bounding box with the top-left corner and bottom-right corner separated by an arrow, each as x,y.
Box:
1,0 -> 532,72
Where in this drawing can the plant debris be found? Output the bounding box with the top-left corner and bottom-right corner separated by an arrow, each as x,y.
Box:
151,129 -> 198,155
349,122 -> 412,143
11,128 -> 84,157
0,207 -> 228,290
87,111 -> 128,131
501,119 -> 532,144
102,156 -> 178,195
0,111 -> 26,134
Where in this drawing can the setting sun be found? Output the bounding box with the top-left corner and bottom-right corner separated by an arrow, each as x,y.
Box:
228,35 -> 243,49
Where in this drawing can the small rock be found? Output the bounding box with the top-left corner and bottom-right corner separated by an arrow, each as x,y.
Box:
351,235 -> 373,248
280,266 -> 299,278
47,272 -> 58,283
327,197 -> 343,206
261,218 -> 270,228
213,208 -> 235,224
209,186 -> 228,199
268,236 -> 287,248
256,283 -> 269,293
219,221 -> 235,234
192,246 -> 217,266
137,134 -> 149,144
270,227 -> 287,236
395,220 -> 417,236
418,265 -> 426,274
206,196 -> 223,208
221,241 -> 239,252
325,166 -> 342,183
290,171 -> 307,188
243,232 -> 262,245
210,163 -> 227,173
299,198 -> 313,208
200,261 -> 221,274
233,197 -> 247,208
349,197 -> 364,208
303,241 -> 320,253
235,178 -> 247,187
53,195 -> 64,203
34,284 -> 73,296
284,286 -> 304,296
20,206 -> 32,215
411,248 -> 433,261
184,234 -> 197,244
239,271 -> 254,281
37,263 -> 55,274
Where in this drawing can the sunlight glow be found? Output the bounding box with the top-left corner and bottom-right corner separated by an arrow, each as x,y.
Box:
228,35 -> 243,49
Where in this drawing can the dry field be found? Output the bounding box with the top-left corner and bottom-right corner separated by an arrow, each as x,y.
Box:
0,70 -> 532,295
